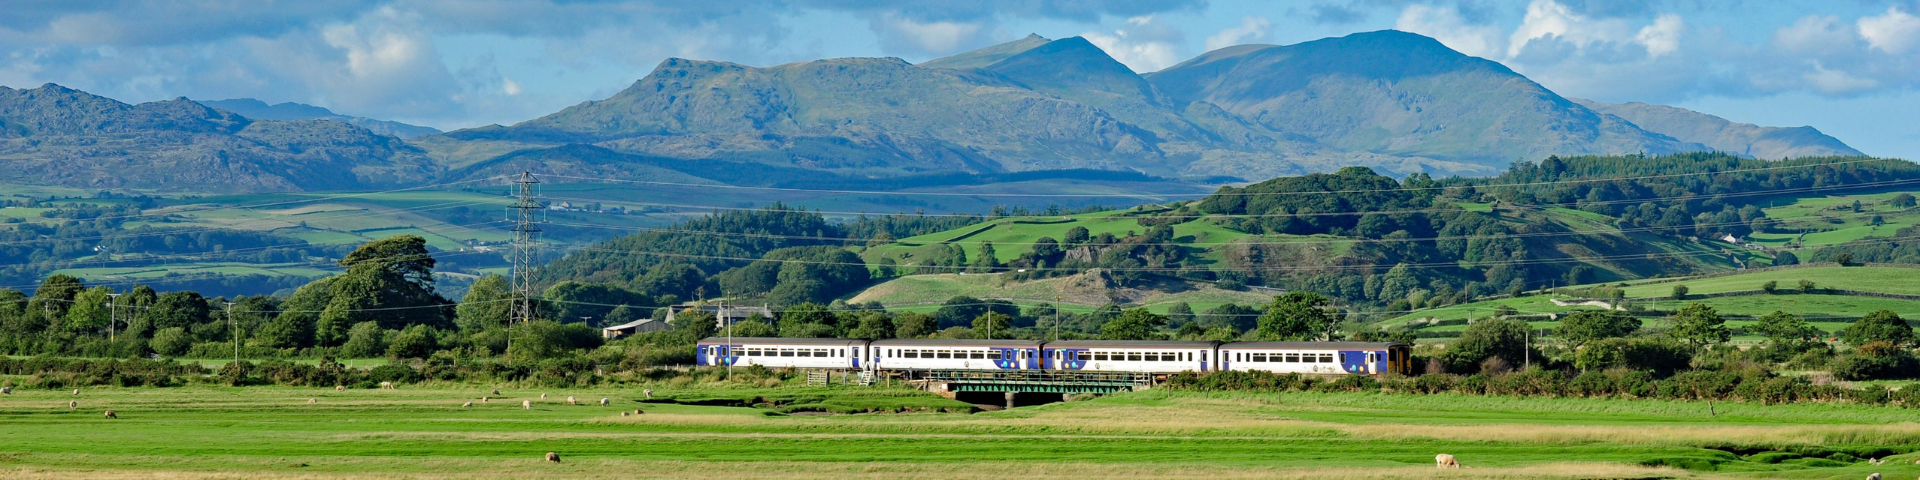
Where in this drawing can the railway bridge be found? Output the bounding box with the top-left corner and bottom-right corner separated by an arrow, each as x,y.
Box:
918,370 -> 1154,408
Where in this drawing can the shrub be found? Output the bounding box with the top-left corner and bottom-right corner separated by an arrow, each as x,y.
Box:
1671,284 -> 1689,299
151,327 -> 191,356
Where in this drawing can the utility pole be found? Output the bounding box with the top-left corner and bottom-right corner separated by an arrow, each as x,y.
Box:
508,171 -> 543,327
507,171 -> 543,360
225,301 -> 238,366
106,293 -> 120,340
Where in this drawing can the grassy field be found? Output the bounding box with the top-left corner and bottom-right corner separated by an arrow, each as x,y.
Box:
1387,266 -> 1920,339
1748,191 -> 1920,248
859,207 -> 1251,265
847,272 -> 1276,314
1,383 -> 1918,478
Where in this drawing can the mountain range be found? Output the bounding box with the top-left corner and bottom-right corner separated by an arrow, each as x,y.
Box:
0,30 -> 1869,193
199,99 -> 441,139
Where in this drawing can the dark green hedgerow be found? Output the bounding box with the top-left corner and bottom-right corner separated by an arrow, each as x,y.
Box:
1163,368 -> 1920,407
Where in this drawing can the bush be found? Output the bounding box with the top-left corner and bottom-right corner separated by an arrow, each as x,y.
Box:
367,363 -> 421,385
1831,342 -> 1920,381
1671,284 -> 1689,299
151,327 -> 191,356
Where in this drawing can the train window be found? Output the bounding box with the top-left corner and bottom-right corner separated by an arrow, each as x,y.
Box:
1126,353 -> 1142,361
937,351 -> 951,359
1091,353 -> 1105,361
1282,353 -> 1296,363
1077,352 -> 1091,361
776,349 -> 791,357
971,351 -> 985,359
1320,354 -> 1334,363
1144,353 -> 1158,362
989,350 -> 1003,360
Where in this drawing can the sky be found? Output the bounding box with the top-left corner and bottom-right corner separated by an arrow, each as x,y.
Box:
4,1 -> 1920,159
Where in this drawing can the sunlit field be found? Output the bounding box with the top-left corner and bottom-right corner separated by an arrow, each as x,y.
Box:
2,384 -> 1917,479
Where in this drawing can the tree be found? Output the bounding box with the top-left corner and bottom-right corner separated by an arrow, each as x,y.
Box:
1671,284 -> 1689,299
543,281 -> 650,327
1798,279 -> 1817,293
1064,226 -> 1090,245
1443,316 -> 1531,372
1668,302 -> 1730,347
320,236 -> 452,331
1165,302 -> 1194,327
1751,310 -> 1819,349
1256,292 -> 1334,341
1774,251 -> 1799,266
63,286 -> 114,334
276,277 -> 337,346
150,327 -> 191,356
669,309 -> 718,338
385,325 -> 438,359
972,311 -> 1012,339
148,291 -> 211,331
893,313 -> 936,339
1891,193 -> 1917,208
1099,309 -> 1166,340
1761,280 -> 1778,294
849,312 -> 895,340
777,303 -> 837,338
27,274 -> 84,323
340,321 -> 388,358
1841,310 -> 1916,348
970,242 -> 1001,272
1556,310 -> 1641,348
456,274 -> 513,332
1573,337 -> 1691,375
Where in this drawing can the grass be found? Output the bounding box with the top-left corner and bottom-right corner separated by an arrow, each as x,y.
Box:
1617,266 -> 1920,298
860,207 -> 1248,265
1,384 -> 1918,478
847,272 -> 1276,313
1390,265 -> 1920,328
1748,191 -> 1920,248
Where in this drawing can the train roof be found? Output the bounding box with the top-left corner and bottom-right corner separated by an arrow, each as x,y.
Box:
1043,340 -> 1222,349
697,337 -> 866,346
1220,341 -> 1406,350
870,338 -> 1043,347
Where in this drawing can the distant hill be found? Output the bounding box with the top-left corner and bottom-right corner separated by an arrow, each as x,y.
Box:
200,98 -> 441,139
441,30 -> 1860,185
0,84 -> 436,193
1572,99 -> 1863,159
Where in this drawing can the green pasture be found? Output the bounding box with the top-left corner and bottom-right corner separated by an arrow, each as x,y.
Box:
1,384 -> 1918,478
861,207 -> 1250,265
54,262 -> 335,281
847,273 -> 1276,314
1618,266 -> 1920,298
1749,190 -> 1920,248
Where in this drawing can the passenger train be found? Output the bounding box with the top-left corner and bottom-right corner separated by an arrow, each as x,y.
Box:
695,337 -> 1412,376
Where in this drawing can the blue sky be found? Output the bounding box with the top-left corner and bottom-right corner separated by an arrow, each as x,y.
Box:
4,1 -> 1920,159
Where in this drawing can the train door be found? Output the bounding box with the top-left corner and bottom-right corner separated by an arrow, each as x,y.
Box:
1365,351 -> 1379,375
1016,349 -> 1029,370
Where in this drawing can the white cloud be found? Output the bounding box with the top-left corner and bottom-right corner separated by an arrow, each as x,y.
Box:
1204,16 -> 1270,51
1082,16 -> 1184,72
1773,15 -> 1856,56
1395,4 -> 1505,59
1636,14 -> 1682,58
1858,6 -> 1920,55
502,78 -> 521,96
872,12 -> 984,56
1806,63 -> 1879,95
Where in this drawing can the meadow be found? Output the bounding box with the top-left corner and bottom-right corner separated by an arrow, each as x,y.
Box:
1748,191 -> 1920,248
2,382 -> 1918,479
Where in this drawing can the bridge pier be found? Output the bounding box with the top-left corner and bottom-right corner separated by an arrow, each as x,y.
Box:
1004,391 -> 1017,410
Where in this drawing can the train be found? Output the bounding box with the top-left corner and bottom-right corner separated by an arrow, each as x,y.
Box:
694,337 -> 1413,376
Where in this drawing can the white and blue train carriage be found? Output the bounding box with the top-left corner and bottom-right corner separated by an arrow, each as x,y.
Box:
1218,341 -> 1411,376
1042,340 -> 1222,373
695,337 -> 869,369
869,339 -> 1042,371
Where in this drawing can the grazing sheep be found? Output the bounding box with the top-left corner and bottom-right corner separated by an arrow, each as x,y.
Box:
335,385 -> 345,391
540,393 -> 547,399
1866,473 -> 1879,480
72,389 -> 80,395
545,452 -> 560,463
620,412 -> 629,417
482,396 -> 490,403
522,400 -> 531,410
2,386 -> 12,394
307,398 -> 316,404
599,398 -> 609,406
643,389 -> 653,400
634,409 -> 643,415
463,402 -> 473,408
567,396 -> 577,405
103,410 -> 116,419
1436,454 -> 1460,469
68,400 -> 76,409
378,381 -> 395,389
491,389 -> 501,395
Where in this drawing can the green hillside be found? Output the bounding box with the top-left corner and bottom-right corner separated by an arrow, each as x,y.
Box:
1385,265 -> 1920,341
